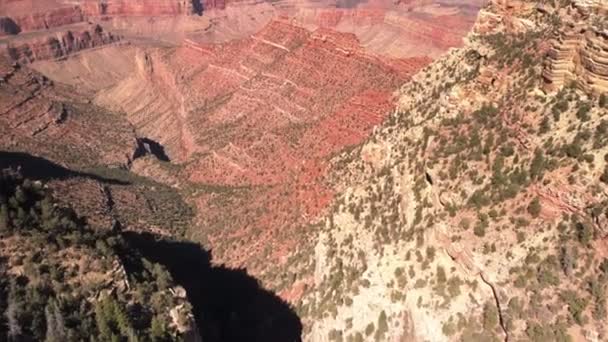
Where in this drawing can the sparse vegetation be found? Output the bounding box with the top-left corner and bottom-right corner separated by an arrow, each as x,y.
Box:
0,169 -> 188,341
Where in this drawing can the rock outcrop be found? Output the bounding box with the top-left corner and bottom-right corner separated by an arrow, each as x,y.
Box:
0,0 -> 202,35
543,24 -> 608,95
0,56 -> 138,167
0,4 -> 85,33
79,0 -> 201,16
543,1 -> 608,94
0,24 -> 121,64
579,28 -> 608,94
293,1 -> 608,340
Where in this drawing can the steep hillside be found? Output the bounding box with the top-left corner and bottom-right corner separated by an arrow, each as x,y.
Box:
287,0 -> 608,341
1,0 -> 479,58
29,19 -> 432,277
0,0 -> 504,340
0,168 -> 198,341
0,56 -> 137,168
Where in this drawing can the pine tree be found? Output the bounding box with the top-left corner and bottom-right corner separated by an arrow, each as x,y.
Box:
5,280 -> 22,341
150,316 -> 167,341
95,299 -> 113,340
530,148 -> 546,180
527,197 -> 542,217
374,310 -> 388,340
45,300 -> 66,342
0,204 -> 9,232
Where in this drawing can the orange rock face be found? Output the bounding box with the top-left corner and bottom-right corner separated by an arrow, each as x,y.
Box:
0,6 -> 85,33
0,0 -> 480,277
1,24 -> 120,63
0,0 -> 200,35
79,0 -> 199,16
136,21 -> 430,268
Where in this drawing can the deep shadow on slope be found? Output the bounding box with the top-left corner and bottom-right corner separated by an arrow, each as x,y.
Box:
0,151 -> 129,185
135,137 -> 171,162
123,231 -> 303,342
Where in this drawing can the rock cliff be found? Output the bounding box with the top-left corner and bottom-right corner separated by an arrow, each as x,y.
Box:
0,56 -> 137,167
43,20 -> 429,274
543,0 -> 608,95
286,0 -> 608,340
0,0 -> 202,35
0,4 -> 85,33
0,24 -> 120,64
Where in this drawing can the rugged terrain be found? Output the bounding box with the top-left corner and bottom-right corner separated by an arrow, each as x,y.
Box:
0,0 -> 482,279
286,0 -> 608,340
0,168 -> 198,341
11,0 -> 608,341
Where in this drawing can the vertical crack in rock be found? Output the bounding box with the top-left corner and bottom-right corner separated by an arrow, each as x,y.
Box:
480,272 -> 509,342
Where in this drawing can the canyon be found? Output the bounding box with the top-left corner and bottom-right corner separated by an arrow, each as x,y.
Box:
1,0 -> 480,273
0,0 -> 483,339
543,20 -> 608,95
7,0 -> 607,341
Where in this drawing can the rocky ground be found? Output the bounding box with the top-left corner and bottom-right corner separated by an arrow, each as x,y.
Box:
286,0 -> 608,340
11,0 -> 600,341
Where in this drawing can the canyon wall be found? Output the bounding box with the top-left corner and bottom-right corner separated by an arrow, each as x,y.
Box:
79,0 -> 200,16
0,0 -> 202,36
0,56 -> 138,167
0,24 -> 120,63
543,24 -> 608,95
34,19 -> 430,277
0,4 -> 85,33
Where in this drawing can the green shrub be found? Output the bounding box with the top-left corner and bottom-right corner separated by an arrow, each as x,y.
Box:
530,148 -> 546,180
527,197 -> 542,217
560,290 -> 588,325
576,222 -> 594,245
375,311 -> 388,341
600,166 -> 608,184
482,301 -> 498,330
576,103 -> 591,121
365,323 -> 375,336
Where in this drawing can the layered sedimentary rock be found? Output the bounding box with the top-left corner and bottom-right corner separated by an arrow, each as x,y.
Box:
0,0 -> 203,38
0,2 -> 85,32
0,24 -> 120,63
288,4 -> 478,58
542,23 -> 583,90
573,0 -> 608,14
0,57 -> 138,167
37,20 -> 429,272
78,0 -> 200,16
579,28 -> 608,93
542,0 -> 608,94
543,23 -> 608,94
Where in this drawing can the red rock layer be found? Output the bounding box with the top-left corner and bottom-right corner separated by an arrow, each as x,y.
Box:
168,21 -> 429,268
201,0 -> 226,10
1,6 -> 85,33
79,0 -> 197,16
0,57 -> 138,167
0,0 -> 199,35
0,24 -> 120,63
